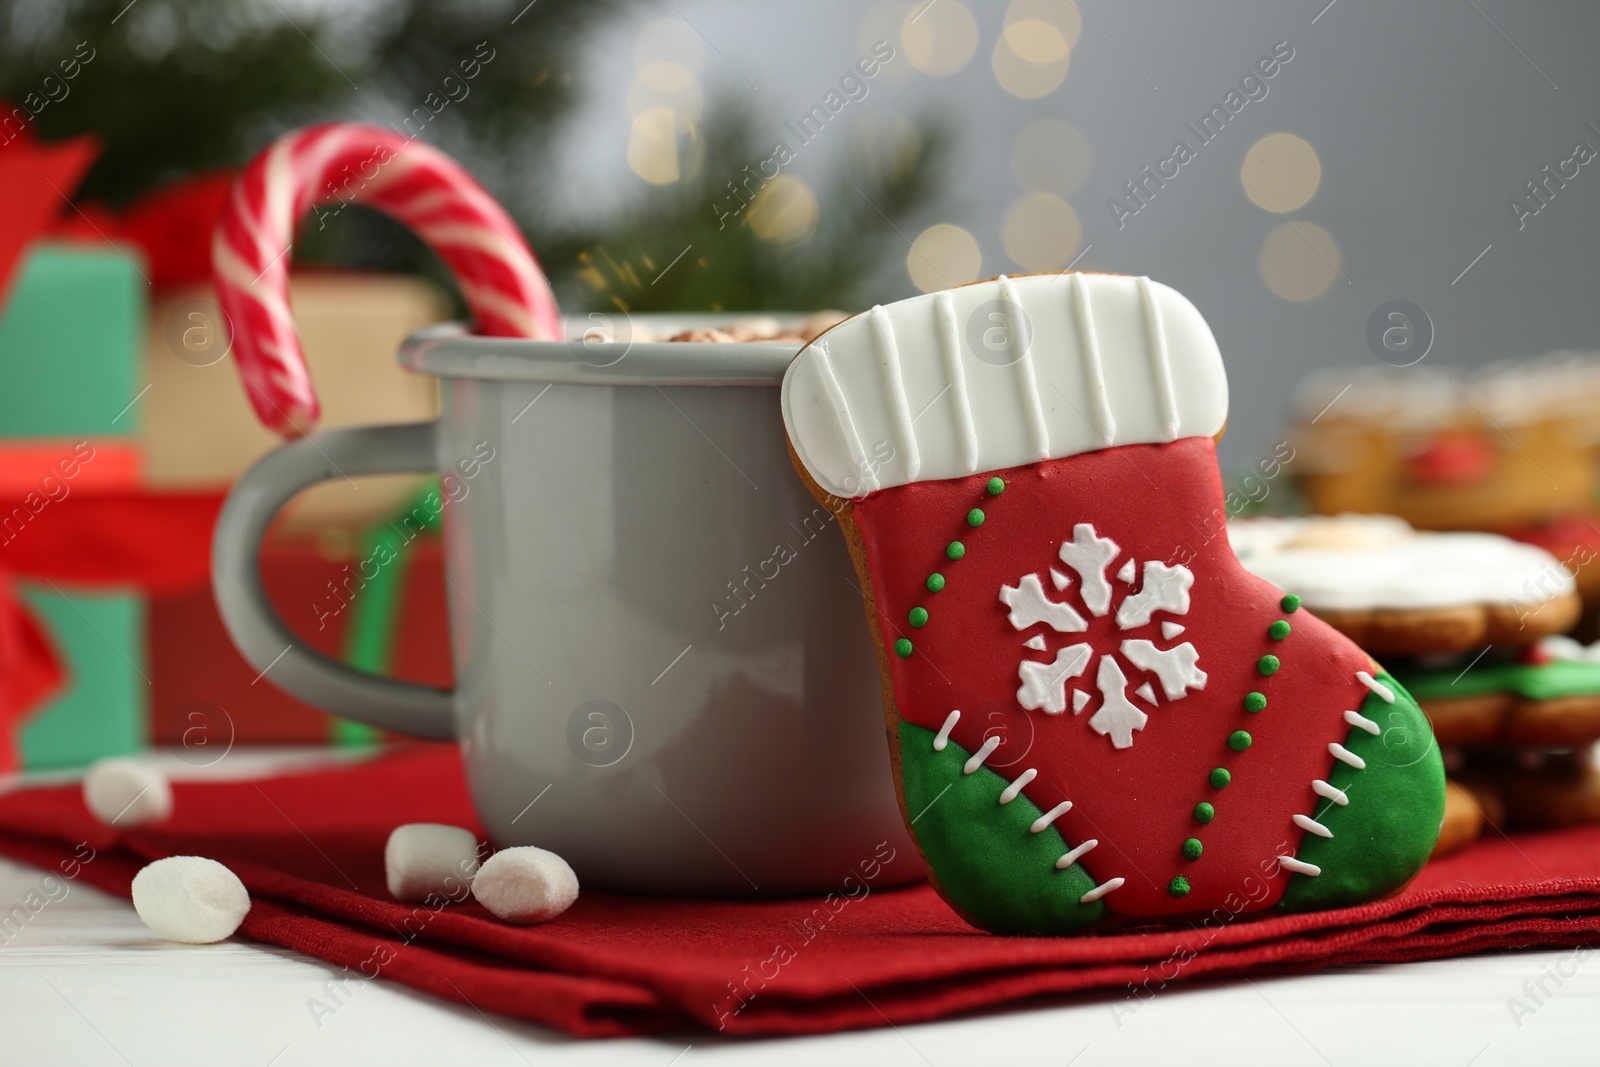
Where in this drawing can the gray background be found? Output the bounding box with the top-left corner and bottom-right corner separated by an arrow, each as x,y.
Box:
553,0 -> 1600,474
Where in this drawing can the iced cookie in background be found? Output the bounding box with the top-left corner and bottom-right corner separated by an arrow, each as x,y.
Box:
1226,514 -> 1580,655
1401,637 -> 1600,843
1434,780 -> 1488,859
1289,360 -> 1600,603
1453,748 -> 1600,832
1398,635 -> 1600,746
780,272 -> 1445,936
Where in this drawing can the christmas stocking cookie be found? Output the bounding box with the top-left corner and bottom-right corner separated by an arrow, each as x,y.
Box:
781,273 -> 1446,934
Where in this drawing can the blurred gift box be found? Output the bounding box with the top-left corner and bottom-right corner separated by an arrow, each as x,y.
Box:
0,168 -> 453,766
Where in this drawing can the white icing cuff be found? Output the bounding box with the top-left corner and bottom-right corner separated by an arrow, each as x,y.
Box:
1228,514 -> 1575,611
782,273 -> 1228,497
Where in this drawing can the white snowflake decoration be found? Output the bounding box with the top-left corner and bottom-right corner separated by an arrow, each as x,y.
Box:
1000,523 -> 1207,749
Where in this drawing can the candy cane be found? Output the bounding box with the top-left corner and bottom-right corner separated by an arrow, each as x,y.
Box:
212,123 -> 561,435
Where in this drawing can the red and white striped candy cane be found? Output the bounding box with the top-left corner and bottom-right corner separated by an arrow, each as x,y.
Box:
212,123 -> 561,435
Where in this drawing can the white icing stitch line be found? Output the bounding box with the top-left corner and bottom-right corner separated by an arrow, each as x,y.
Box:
1138,275 -> 1181,440
1312,779 -> 1350,806
1079,876 -> 1125,904
1055,838 -> 1099,870
1070,273 -> 1116,446
1278,855 -> 1321,877
999,768 -> 1037,805
870,305 -> 920,482
1293,813 -> 1334,839
1356,670 -> 1396,704
933,710 -> 960,752
1030,800 -> 1073,833
933,290 -> 980,473
999,275 -> 1051,459
1329,742 -> 1367,770
1344,709 -> 1381,735
963,735 -> 1002,774
810,342 -> 879,494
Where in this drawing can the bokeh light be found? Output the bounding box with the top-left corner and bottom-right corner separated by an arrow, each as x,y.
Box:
747,175 -> 820,244
858,2 -> 917,84
1241,132 -> 1322,213
1001,192 -> 1082,271
1258,221 -> 1341,301
992,20 -> 1070,98
1011,118 -> 1091,196
632,18 -> 704,76
626,61 -> 703,123
902,1 -> 979,77
907,223 -> 982,292
1005,0 -> 1083,50
627,108 -> 703,185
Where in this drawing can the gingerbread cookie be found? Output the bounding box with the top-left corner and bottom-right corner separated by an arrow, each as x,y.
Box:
780,272 -> 1445,935
1397,636 -> 1600,746
1456,749 -> 1600,830
1227,515 -> 1580,655
1432,780 -> 1486,859
1292,359 -> 1600,534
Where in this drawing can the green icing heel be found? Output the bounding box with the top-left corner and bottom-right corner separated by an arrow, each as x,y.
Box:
1277,672 -> 1446,913
897,720 -> 1106,935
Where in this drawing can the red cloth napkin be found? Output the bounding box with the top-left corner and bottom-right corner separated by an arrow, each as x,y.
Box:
2,744 -> 1598,1038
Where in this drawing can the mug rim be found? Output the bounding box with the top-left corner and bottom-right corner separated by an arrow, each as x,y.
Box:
399,315 -> 809,387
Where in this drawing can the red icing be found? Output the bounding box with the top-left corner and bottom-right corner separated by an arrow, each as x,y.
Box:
852,438 -> 1373,918
1500,511 -> 1600,568
1405,430 -> 1496,487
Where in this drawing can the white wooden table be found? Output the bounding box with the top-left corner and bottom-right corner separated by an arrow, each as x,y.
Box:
2,752 -> 1596,1066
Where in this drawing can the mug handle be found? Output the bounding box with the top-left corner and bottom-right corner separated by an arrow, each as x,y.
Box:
212,421 -> 456,740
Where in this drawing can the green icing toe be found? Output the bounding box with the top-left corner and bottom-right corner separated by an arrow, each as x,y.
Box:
1277,672 -> 1445,913
897,720 -> 1106,935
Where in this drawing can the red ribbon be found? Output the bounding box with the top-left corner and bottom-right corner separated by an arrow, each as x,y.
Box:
0,489 -> 225,771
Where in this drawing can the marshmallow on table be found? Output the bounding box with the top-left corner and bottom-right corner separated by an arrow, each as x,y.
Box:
83,758 -> 173,827
385,823 -> 481,903
131,856 -> 250,943
471,846 -> 579,924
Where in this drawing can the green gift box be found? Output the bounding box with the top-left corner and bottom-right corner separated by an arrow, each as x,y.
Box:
16,588 -> 146,768
0,243 -> 144,439
0,243 -> 148,768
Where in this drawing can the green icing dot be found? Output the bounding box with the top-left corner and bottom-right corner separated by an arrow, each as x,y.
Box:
966,508 -> 985,527
894,638 -> 914,658
1257,655 -> 1280,676
1194,802 -> 1215,824
986,477 -> 1005,496
1167,876 -> 1191,898
908,607 -> 929,628
1281,593 -> 1301,612
1228,730 -> 1253,752
1210,767 -> 1232,789
946,541 -> 966,560
1269,620 -> 1291,640
926,573 -> 946,593
1244,691 -> 1267,713
1182,837 -> 1204,861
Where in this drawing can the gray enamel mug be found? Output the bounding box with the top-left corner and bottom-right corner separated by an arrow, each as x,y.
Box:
212,316 -> 919,895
